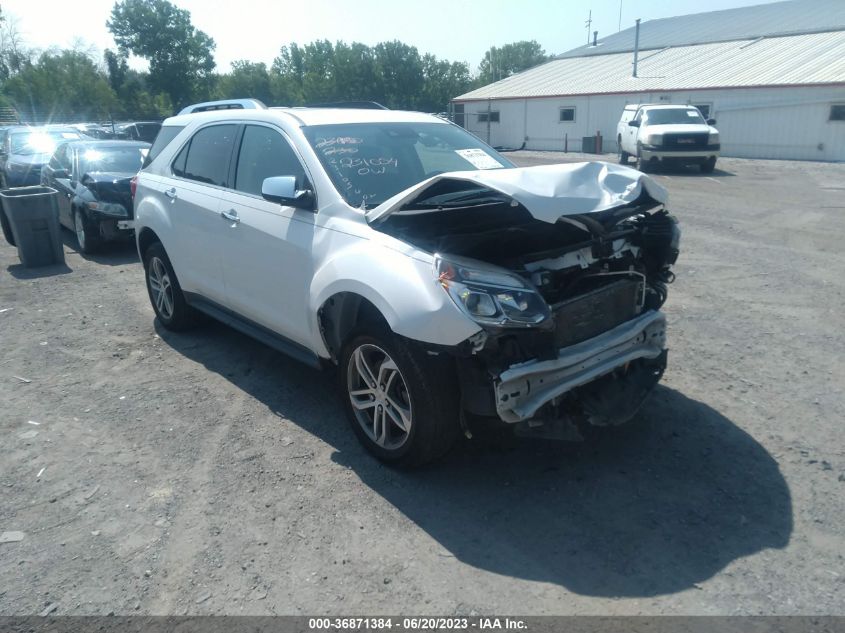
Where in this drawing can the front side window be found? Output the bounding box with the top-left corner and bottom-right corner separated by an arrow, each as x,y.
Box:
234,125 -> 307,196
173,124 -> 237,187
693,104 -> 712,119
303,121 -> 514,209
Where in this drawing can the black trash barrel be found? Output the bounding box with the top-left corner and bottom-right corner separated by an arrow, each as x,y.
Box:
0,186 -> 65,267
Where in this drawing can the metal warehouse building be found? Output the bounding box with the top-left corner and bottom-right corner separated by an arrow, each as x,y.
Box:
452,0 -> 845,161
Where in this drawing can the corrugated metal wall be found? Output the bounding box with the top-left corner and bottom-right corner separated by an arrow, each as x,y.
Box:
458,85 -> 845,161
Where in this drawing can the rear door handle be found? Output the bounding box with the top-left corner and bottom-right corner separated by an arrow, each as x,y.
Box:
221,209 -> 240,224
164,187 -> 177,199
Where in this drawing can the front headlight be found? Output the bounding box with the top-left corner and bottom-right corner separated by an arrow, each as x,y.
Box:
708,132 -> 719,144
435,255 -> 550,327
86,201 -> 128,217
645,133 -> 663,146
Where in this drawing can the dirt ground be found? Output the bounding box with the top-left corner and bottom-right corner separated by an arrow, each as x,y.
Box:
1,153 -> 844,616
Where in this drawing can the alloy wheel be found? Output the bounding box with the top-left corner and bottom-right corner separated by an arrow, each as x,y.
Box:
347,343 -> 413,450
148,256 -> 175,320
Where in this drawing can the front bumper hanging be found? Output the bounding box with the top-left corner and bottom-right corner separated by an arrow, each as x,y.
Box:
494,310 -> 667,423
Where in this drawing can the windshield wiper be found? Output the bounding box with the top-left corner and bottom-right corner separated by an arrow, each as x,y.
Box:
410,189 -> 509,210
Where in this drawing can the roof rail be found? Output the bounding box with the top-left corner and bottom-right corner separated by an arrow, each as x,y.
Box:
177,98 -> 267,115
305,101 -> 389,110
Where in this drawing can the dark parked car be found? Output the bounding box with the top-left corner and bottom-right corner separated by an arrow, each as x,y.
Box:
115,121 -> 161,143
41,140 -> 149,253
0,127 -> 88,188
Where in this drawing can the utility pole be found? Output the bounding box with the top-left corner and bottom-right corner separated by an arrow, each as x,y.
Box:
585,10 -> 592,45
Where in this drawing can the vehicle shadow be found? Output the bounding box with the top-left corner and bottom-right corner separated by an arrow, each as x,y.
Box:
647,164 -> 735,178
155,319 -> 793,598
60,230 -> 139,266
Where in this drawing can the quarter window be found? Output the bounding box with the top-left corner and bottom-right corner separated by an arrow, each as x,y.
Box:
559,107 -> 576,122
173,124 -> 237,187
234,125 -> 307,196
144,125 -> 184,168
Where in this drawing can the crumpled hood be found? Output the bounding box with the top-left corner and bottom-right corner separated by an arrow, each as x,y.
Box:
366,161 -> 668,225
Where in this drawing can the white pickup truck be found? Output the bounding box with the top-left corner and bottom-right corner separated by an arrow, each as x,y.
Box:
617,104 -> 720,173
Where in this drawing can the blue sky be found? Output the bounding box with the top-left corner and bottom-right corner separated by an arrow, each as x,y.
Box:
4,0 -> 779,72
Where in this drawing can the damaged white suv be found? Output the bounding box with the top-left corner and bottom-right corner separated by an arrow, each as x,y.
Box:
134,102 -> 680,466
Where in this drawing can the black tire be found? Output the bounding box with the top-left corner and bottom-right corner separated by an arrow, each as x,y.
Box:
618,136 -> 629,164
635,145 -> 650,172
0,207 -> 15,246
142,241 -> 200,331
73,208 -> 101,254
700,157 -> 717,173
339,328 -> 461,467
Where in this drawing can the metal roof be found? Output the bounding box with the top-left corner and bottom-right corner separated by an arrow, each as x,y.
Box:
454,30 -> 845,101
560,0 -> 845,59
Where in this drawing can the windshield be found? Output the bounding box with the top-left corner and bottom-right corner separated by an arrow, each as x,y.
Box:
80,146 -> 147,175
10,131 -> 84,155
302,122 -> 514,209
645,109 -> 706,125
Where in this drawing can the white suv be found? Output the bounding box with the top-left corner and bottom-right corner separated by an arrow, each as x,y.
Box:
134,101 -> 681,466
617,104 -> 720,173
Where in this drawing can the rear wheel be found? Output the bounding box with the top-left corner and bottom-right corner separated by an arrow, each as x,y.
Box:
143,241 -> 199,331
339,329 -> 461,467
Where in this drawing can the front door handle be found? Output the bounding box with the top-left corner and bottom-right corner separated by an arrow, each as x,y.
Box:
164,187 -> 177,199
221,209 -> 240,225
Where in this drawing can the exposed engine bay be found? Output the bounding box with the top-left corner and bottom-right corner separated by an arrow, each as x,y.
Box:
374,171 -> 680,437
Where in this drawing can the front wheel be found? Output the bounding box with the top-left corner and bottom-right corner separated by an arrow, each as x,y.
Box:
700,157 -> 717,173
635,145 -> 650,172
618,136 -> 629,164
73,208 -> 100,254
339,330 -> 461,467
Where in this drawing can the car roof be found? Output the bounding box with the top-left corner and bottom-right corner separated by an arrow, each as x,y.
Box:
164,107 -> 446,128
638,104 -> 699,110
65,140 -> 150,150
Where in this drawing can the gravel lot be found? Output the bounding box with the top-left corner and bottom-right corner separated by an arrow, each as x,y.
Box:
1,153 -> 844,616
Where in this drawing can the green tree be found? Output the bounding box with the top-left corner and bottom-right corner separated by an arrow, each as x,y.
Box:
104,49 -> 172,119
216,60 -> 273,104
107,0 -> 216,109
3,50 -> 117,120
420,54 -> 471,112
477,40 -> 548,85
374,41 -> 423,109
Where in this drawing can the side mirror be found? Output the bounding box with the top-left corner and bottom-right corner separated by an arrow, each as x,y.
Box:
261,176 -> 315,211
628,120 -> 640,127
706,118 -> 717,126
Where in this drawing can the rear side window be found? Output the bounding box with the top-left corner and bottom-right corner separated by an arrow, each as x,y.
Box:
173,124 -> 237,187
144,125 -> 184,168
234,125 -> 307,196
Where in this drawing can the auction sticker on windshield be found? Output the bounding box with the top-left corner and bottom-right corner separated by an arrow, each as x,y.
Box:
455,148 -> 504,169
